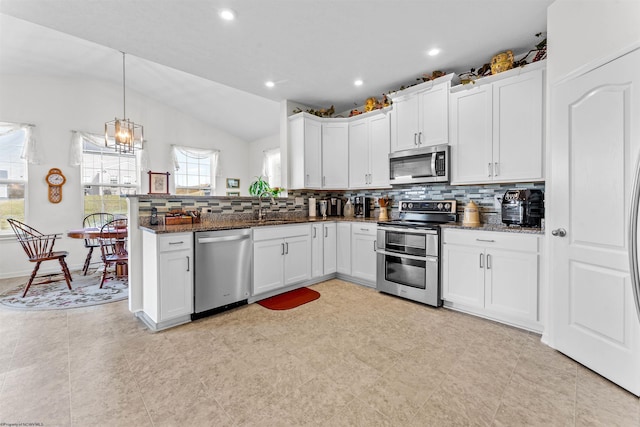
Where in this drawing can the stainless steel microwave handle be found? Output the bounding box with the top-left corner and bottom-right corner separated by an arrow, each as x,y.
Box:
377,249 -> 436,262
431,151 -> 437,177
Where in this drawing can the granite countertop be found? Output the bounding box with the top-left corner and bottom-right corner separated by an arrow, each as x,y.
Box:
140,216 -> 384,234
440,222 -> 545,235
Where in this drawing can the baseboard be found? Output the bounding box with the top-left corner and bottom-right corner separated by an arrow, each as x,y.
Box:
442,301 -> 544,334
136,311 -> 191,332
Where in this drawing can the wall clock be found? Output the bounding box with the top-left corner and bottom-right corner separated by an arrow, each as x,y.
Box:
46,168 -> 66,203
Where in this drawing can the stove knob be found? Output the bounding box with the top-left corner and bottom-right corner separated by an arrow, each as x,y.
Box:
444,203 -> 451,210
408,203 -> 414,209
437,203 -> 443,210
401,202 -> 407,210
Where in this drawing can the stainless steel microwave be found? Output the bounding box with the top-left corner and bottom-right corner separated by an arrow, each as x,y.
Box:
389,144 -> 450,185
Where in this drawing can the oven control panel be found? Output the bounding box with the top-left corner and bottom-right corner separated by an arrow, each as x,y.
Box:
399,200 -> 457,214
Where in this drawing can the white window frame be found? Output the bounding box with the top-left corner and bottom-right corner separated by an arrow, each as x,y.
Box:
80,133 -> 139,215
0,123 -> 31,235
173,145 -> 219,196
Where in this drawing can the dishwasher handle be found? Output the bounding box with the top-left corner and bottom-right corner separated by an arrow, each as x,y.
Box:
198,234 -> 250,244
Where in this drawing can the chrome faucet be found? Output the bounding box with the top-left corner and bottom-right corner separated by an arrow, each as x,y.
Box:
258,190 -> 276,221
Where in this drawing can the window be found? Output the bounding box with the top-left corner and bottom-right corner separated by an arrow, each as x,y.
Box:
173,146 -> 219,196
263,148 -> 281,189
81,134 -> 138,215
0,124 -> 28,233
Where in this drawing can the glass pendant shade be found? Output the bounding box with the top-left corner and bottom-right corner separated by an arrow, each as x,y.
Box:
105,117 -> 143,153
105,52 -> 144,153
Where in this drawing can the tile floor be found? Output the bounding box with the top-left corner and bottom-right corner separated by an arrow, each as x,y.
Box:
0,276 -> 639,426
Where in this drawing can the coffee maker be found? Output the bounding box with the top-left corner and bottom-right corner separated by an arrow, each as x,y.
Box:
354,196 -> 371,218
325,198 -> 343,216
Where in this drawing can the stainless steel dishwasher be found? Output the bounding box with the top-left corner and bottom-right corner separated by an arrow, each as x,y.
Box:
192,228 -> 252,319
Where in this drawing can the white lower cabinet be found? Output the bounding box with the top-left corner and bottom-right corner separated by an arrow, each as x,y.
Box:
253,224 -> 311,296
351,223 -> 377,286
442,228 -> 541,331
337,222 -> 351,275
142,232 -> 193,330
311,222 -> 337,278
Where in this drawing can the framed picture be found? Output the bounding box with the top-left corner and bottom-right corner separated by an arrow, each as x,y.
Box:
226,178 -> 240,189
226,191 -> 240,197
148,171 -> 170,194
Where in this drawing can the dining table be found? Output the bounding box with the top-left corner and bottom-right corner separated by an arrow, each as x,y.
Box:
66,226 -> 129,275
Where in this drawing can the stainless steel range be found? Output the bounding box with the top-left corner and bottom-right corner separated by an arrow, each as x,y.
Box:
376,200 -> 457,306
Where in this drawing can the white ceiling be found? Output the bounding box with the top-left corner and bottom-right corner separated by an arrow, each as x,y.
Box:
0,0 -> 553,142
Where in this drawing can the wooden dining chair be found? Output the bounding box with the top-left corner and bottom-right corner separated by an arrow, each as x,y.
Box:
7,219 -> 73,297
98,218 -> 128,288
81,213 -> 114,275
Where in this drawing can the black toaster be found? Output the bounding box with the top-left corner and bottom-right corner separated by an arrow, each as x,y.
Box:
501,189 -> 544,227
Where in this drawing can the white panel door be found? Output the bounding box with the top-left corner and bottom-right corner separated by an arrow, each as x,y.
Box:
369,113 -> 391,187
253,239 -> 284,295
484,248 -> 538,322
493,69 -> 544,182
323,223 -> 337,275
284,234 -> 311,286
304,118 -> 322,188
450,86 -> 493,184
549,48 -> 640,395
348,119 -> 369,187
159,250 -> 192,321
392,94 -> 420,152
419,84 -> 449,147
322,122 -> 349,188
442,244 -> 484,308
337,222 -> 351,275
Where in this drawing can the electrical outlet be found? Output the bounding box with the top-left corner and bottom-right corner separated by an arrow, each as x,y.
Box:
494,195 -> 503,210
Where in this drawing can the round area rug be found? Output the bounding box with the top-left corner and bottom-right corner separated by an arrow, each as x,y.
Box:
0,272 -> 128,311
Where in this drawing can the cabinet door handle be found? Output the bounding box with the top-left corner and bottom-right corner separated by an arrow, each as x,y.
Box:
374,240 -> 377,252
325,227 -> 328,238
306,174 -> 309,185
281,243 -> 285,255
186,256 -> 190,272
414,133 -> 418,146
476,239 -> 495,243
494,162 -> 499,177
313,227 -> 316,238
487,254 -> 492,269
360,228 -> 369,232
479,253 -> 484,268
168,241 -> 184,245
487,163 -> 493,177
323,176 -> 326,187
418,131 -> 422,145
285,242 -> 289,254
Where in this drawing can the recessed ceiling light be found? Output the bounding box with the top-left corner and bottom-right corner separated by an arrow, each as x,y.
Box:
354,79 -> 363,86
428,48 -> 441,57
265,81 -> 275,88
219,9 -> 236,21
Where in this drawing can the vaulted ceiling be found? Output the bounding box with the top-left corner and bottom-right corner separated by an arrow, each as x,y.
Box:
0,0 -> 552,141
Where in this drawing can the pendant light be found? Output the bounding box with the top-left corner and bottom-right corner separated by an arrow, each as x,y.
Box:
105,52 -> 144,153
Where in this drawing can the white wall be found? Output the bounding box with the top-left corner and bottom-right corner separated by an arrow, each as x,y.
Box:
0,74 -> 252,278
547,0 -> 640,85
248,134 -> 280,185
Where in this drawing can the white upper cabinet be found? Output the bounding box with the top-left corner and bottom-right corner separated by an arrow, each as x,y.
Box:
450,63 -> 545,185
348,112 -> 390,188
389,74 -> 453,152
321,122 -> 349,188
289,114 -> 322,189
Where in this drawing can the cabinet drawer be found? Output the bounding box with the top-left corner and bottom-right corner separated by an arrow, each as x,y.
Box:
158,233 -> 193,252
253,224 -> 311,241
351,223 -> 377,236
442,229 -> 539,252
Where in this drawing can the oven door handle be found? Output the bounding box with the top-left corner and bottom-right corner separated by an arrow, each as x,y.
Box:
378,226 -> 438,235
377,249 -> 437,262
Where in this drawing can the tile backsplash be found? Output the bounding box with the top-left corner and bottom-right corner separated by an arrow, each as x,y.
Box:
135,182 -> 544,225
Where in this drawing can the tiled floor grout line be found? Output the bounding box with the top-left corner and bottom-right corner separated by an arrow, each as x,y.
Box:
490,338 -> 526,425
123,348 -> 156,427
